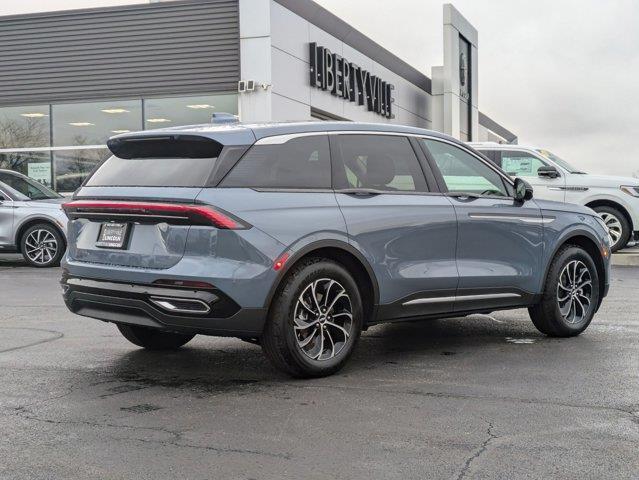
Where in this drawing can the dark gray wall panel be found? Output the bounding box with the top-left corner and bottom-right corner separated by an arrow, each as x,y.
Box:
0,0 -> 239,106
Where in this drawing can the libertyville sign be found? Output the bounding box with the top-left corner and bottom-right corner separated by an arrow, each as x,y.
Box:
309,43 -> 394,118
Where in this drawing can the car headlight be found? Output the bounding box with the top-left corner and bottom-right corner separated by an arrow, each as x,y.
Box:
620,185 -> 639,197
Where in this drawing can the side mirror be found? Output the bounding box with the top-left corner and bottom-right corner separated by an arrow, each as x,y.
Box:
537,165 -> 559,178
514,178 -> 534,202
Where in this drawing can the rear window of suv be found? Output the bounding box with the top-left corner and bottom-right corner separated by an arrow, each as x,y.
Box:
86,156 -> 218,187
87,135 -> 224,187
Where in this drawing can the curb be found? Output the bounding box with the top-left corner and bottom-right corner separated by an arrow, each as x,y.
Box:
612,253 -> 639,267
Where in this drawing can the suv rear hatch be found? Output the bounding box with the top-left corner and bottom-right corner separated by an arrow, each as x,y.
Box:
65,131 -> 252,269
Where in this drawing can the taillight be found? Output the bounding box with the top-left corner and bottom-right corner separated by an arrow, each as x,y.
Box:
62,200 -> 250,230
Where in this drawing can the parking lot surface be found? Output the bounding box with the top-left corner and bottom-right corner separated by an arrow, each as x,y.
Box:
1,255 -> 638,479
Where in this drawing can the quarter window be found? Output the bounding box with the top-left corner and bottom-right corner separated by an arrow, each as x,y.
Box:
221,135 -> 331,189
333,135 -> 428,192
500,151 -> 547,177
421,139 -> 509,197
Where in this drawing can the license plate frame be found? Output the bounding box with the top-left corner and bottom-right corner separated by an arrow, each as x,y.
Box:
96,222 -> 131,249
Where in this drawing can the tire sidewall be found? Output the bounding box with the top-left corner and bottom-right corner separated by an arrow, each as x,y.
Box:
20,223 -> 65,268
276,260 -> 363,375
546,246 -> 600,335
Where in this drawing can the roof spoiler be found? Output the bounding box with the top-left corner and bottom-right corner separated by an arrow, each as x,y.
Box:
107,135 -> 224,159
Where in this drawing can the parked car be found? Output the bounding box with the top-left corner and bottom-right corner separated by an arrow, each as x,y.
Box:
470,142 -> 639,252
0,170 -> 67,267
61,122 -> 611,377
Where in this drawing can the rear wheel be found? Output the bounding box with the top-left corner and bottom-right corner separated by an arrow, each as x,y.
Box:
529,246 -> 600,337
261,258 -> 363,378
117,324 -> 195,350
20,223 -> 65,268
592,205 -> 630,252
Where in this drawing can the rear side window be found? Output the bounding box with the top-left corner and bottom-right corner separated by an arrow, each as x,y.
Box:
333,135 -> 428,192
220,135 -> 331,189
86,156 -> 217,187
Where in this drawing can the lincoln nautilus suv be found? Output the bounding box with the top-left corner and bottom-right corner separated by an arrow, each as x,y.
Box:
0,169 -> 67,267
61,122 -> 611,377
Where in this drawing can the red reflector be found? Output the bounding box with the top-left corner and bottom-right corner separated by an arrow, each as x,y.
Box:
273,252 -> 290,271
153,279 -> 215,290
63,200 -> 249,230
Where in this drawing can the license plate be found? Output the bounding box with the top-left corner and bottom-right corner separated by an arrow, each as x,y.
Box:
96,222 -> 130,249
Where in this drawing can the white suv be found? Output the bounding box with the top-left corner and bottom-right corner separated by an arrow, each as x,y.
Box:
470,142 -> 639,251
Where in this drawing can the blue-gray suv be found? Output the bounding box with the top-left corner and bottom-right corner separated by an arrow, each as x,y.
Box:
61,122 -> 611,377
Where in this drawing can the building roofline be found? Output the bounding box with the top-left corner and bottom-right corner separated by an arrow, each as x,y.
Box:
273,0 -> 432,94
478,112 -> 518,143
0,0 -> 217,22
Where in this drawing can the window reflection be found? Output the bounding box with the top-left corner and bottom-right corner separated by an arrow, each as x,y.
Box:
53,148 -> 110,192
144,94 -> 238,129
52,100 -> 142,147
0,151 -> 53,188
0,105 -> 50,148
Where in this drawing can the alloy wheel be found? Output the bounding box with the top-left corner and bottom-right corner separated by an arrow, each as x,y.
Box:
556,260 -> 592,324
24,229 -> 58,265
293,278 -> 353,361
599,212 -> 623,247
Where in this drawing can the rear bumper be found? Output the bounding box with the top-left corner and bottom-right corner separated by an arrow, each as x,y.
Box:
61,275 -> 266,337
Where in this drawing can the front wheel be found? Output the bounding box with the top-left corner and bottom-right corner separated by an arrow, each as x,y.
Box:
20,223 -> 65,268
117,324 -> 195,350
529,246 -> 600,337
261,258 -> 364,378
593,205 -> 630,252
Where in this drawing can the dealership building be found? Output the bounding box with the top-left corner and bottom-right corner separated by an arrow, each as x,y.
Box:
0,0 -> 517,192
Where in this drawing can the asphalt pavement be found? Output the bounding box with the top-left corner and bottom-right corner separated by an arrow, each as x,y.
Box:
0,254 -> 637,479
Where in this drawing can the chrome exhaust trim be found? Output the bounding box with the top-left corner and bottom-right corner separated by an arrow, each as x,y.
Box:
149,296 -> 211,315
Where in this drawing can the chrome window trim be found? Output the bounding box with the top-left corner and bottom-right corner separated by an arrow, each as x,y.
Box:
254,132 -> 329,145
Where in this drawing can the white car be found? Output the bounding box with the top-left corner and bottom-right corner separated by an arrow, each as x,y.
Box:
470,142 -> 639,251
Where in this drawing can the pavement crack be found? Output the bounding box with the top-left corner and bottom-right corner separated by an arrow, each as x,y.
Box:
7,406 -> 182,442
281,382 -> 639,420
7,406 -> 291,460
0,327 -> 64,353
456,421 -> 497,480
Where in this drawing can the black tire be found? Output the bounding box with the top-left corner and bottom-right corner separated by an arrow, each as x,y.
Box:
20,223 -> 65,268
529,245 -> 600,337
592,205 -> 630,252
117,324 -> 195,350
261,258 -> 364,378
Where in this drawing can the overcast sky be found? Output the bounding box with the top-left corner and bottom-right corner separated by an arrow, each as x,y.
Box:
1,0 -> 638,177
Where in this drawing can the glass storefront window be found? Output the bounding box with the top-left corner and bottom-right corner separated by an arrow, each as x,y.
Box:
52,100 -> 142,147
1,93 -> 238,191
53,147 -> 110,192
0,105 -> 50,148
144,94 -> 238,129
0,151 -> 53,188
